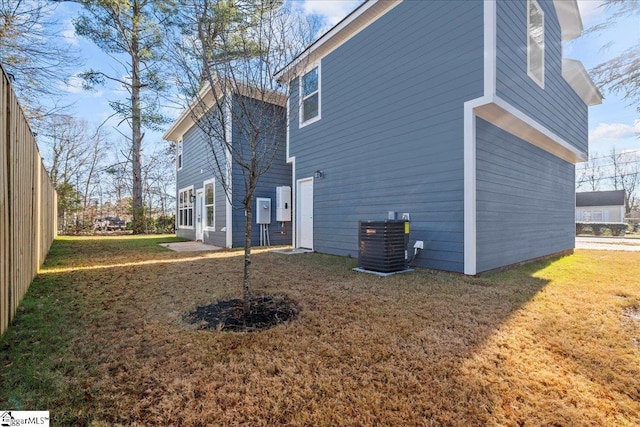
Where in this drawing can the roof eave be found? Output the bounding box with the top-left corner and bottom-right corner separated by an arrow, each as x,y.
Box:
274,0 -> 402,83
562,58 -> 603,106
163,80 -> 287,142
553,0 -> 583,42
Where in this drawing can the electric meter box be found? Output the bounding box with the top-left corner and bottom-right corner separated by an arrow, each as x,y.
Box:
256,197 -> 271,224
276,186 -> 291,222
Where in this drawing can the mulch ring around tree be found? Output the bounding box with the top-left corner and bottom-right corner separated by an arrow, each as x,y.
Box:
185,295 -> 297,332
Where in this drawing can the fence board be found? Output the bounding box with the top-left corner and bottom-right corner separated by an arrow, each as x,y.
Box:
0,64 -> 57,336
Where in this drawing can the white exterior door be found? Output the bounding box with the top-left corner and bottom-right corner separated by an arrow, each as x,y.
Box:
297,178 -> 313,249
195,189 -> 204,241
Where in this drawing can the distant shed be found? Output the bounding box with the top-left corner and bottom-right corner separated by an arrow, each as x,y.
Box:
576,190 -> 626,222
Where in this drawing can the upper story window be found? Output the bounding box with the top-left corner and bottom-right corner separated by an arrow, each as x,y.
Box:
300,65 -> 320,127
527,0 -> 544,88
177,140 -> 183,171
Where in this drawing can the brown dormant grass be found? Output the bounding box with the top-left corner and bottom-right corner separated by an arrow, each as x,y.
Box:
2,235 -> 639,426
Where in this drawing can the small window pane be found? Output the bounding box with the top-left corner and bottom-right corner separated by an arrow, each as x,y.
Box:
528,0 -> 544,86
303,94 -> 319,122
206,206 -> 214,227
529,37 -> 543,81
529,3 -> 544,46
302,68 -> 318,97
205,183 -> 214,205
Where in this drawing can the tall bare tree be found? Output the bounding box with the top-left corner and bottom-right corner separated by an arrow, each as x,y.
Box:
171,0 -> 316,312
0,0 -> 79,126
577,154 -> 604,192
73,0 -> 175,233
40,115 -> 108,230
610,148 -> 639,214
588,1 -> 640,115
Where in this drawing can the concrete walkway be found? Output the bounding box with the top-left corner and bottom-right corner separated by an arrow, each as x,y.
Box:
159,242 -> 223,252
575,236 -> 640,252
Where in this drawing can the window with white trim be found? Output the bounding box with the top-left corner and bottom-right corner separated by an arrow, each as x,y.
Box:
582,210 -> 604,222
178,186 -> 194,228
204,179 -> 215,230
177,140 -> 183,170
300,65 -> 320,126
527,0 -> 544,87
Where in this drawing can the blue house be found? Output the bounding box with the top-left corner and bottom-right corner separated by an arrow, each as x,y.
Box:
164,81 -> 292,247
275,0 -> 602,274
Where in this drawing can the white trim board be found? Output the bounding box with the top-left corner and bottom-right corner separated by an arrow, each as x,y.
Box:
464,0 -> 588,275
224,99 -> 233,249
275,0 -> 402,82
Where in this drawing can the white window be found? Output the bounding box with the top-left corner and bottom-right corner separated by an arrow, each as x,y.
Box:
178,186 -> 194,228
299,65 -> 320,127
527,0 -> 544,88
584,210 -> 603,222
204,179 -> 215,230
177,140 -> 183,171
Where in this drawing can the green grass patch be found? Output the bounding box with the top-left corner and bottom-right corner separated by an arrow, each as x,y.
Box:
1,236 -> 639,425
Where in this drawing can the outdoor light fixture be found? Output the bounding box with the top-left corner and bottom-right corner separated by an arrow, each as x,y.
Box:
190,194 -> 196,202
314,170 -> 324,179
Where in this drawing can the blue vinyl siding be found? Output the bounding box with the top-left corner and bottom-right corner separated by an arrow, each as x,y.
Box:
496,0 -> 588,153
176,119 -> 228,247
231,96 -> 292,247
176,94 -> 291,247
476,118 -> 575,273
289,0 -> 484,272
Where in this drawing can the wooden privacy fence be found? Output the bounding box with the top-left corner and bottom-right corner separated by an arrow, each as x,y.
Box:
0,64 -> 57,336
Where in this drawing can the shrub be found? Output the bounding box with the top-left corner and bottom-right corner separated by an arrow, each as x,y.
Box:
576,222 -> 626,236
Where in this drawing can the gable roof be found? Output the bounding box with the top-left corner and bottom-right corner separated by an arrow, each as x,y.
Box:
576,190 -> 626,207
163,79 -> 286,142
275,0 -> 585,82
274,0 -> 401,82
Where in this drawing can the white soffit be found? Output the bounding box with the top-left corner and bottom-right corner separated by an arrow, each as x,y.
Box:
553,0 -> 583,42
562,58 -> 604,106
474,100 -> 588,163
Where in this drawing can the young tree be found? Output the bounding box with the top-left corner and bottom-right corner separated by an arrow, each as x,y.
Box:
0,0 -> 79,125
73,0 -> 175,233
172,0 -> 316,313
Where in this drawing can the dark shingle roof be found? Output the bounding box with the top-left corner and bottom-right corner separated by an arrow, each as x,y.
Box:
576,190 -> 625,207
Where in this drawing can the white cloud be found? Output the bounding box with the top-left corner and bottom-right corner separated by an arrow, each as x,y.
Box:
589,120 -> 640,144
61,75 -> 103,97
301,0 -> 363,27
577,0 -> 605,25
64,76 -> 85,94
62,19 -> 79,46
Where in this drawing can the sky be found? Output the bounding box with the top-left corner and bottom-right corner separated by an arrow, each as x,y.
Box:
51,0 -> 639,161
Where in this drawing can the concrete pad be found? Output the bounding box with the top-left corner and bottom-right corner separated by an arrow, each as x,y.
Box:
160,242 -> 223,252
272,248 -> 314,255
353,267 -> 415,277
